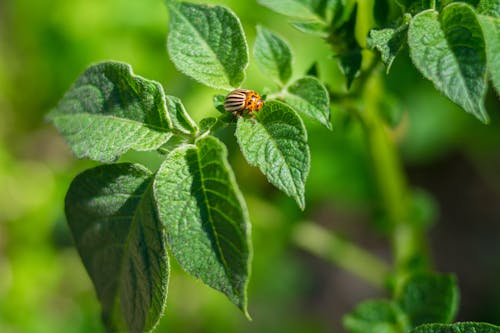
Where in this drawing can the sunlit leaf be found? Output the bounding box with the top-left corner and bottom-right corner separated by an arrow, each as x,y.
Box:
408,4 -> 489,122
235,101 -> 310,209
47,62 -> 172,162
254,25 -> 293,85
283,76 -> 332,129
154,136 -> 252,317
166,0 -> 248,90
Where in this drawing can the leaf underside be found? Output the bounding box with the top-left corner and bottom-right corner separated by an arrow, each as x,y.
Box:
65,163 -> 168,333
154,136 -> 252,317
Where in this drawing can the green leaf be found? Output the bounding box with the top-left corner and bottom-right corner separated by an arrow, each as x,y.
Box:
47,62 -> 172,163
65,163 -> 168,333
257,0 -> 328,22
166,1 -> 248,90
154,136 -> 252,317
411,322 -> 500,333
477,14 -> 500,95
397,272 -> 459,328
368,15 -> 411,73
478,0 -> 500,17
407,4 -> 489,123
165,95 -> 198,135
235,101 -> 310,209
253,26 -> 293,85
283,76 -> 332,129
291,21 -> 329,37
343,299 -> 409,333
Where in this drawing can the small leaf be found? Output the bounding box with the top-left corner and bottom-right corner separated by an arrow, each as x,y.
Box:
477,13 -> 500,95
165,95 -> 198,135
411,322 -> 500,333
291,21 -> 329,37
235,101 -> 310,209
154,136 -> 252,317
213,94 -> 227,114
253,26 -> 293,85
65,163 -> 168,333
257,0 -> 328,22
166,1 -> 248,90
343,299 -> 410,333
368,15 -> 411,73
397,272 -> 459,328
408,4 -> 489,122
283,76 -> 332,129
47,62 -> 172,163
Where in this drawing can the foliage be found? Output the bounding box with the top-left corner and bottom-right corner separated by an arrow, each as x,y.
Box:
33,0 -> 500,332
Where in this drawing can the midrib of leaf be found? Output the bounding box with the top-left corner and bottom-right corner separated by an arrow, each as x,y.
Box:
426,8 -> 487,119
193,144 -> 234,291
113,179 -> 155,328
169,4 -> 231,86
56,113 -> 171,133
258,119 -> 300,199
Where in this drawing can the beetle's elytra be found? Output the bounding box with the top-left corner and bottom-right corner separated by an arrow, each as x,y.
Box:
224,89 -> 264,116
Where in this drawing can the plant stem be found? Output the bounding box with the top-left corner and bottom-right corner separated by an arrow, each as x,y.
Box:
292,222 -> 391,290
361,73 -> 428,292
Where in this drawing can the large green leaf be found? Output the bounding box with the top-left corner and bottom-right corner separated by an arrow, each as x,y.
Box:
154,136 -> 252,317
235,101 -> 310,209
257,0 -> 328,22
343,299 -> 409,333
65,163 -> 168,333
166,0 -> 248,90
408,4 -> 489,122
253,25 -> 293,85
476,4 -> 500,95
47,62 -> 172,163
397,272 -> 459,328
283,76 -> 332,130
411,322 -> 500,333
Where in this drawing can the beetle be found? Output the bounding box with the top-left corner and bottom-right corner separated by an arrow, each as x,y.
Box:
224,89 -> 264,116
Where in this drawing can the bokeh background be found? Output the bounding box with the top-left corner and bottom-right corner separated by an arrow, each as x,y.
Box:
1,0 -> 499,332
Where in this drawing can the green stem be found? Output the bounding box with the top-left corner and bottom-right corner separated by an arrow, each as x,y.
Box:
292,222 -> 391,289
361,73 -> 427,292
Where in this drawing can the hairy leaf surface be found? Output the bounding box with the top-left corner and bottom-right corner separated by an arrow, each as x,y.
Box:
47,62 -> 172,162
236,101 -> 310,209
66,163 -> 168,333
408,4 -> 489,122
166,1 -> 248,90
154,136 -> 252,316
411,322 -> 500,333
165,95 -> 198,135
368,15 -> 410,73
476,5 -> 500,94
254,26 -> 293,85
283,76 -> 331,129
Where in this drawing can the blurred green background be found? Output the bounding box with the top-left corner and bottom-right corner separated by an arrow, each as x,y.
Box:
1,0 -> 499,332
